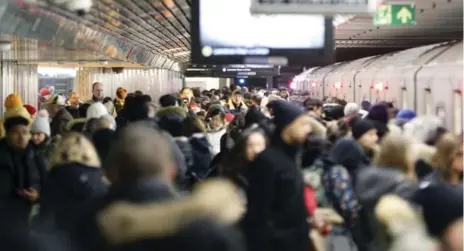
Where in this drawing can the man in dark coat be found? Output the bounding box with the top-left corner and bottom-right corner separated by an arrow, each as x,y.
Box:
242,100 -> 312,251
0,116 -> 42,228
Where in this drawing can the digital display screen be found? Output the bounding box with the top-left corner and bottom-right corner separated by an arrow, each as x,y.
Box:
191,0 -> 334,66
199,0 -> 325,57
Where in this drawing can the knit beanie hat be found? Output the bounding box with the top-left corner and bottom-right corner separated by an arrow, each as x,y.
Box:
415,183 -> 463,237
344,102 -> 360,117
361,100 -> 371,111
366,103 -> 389,124
396,109 -> 416,121
271,100 -> 304,131
87,102 -> 109,119
4,106 -> 31,122
4,94 -> 23,110
352,119 -> 376,140
158,114 -> 184,137
30,110 -> 51,137
23,104 -> 37,116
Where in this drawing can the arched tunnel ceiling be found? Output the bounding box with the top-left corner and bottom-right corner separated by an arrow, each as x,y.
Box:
4,0 -> 464,66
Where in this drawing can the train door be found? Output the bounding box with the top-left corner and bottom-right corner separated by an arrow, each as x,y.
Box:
453,89 -> 463,134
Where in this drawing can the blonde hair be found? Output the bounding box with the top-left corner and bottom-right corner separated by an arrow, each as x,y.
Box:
373,132 -> 416,181
431,132 -> 463,181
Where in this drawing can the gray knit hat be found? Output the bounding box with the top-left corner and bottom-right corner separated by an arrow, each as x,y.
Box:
30,109 -> 51,137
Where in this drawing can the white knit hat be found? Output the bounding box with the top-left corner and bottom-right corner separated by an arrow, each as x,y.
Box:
87,102 -> 109,119
30,109 -> 51,137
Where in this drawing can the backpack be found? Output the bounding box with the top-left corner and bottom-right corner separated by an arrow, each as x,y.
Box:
302,159 -> 331,208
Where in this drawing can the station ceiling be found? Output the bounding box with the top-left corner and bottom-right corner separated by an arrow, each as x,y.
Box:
1,0 -> 463,67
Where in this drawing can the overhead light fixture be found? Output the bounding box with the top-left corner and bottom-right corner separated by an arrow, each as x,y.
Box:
99,60 -> 109,65
173,51 -> 190,57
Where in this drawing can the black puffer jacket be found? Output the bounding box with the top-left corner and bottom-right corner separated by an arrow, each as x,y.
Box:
36,163 -> 108,230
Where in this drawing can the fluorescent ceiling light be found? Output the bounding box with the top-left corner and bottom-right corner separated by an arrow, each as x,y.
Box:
333,15 -> 355,26
173,51 -> 190,57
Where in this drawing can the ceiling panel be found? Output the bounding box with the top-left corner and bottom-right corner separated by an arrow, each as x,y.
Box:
5,0 -> 464,65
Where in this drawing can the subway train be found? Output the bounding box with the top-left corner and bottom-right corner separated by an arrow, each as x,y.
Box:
292,40 -> 463,134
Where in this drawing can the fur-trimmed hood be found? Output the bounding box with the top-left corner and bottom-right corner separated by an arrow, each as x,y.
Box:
49,133 -> 101,169
97,179 -> 245,244
156,106 -> 187,119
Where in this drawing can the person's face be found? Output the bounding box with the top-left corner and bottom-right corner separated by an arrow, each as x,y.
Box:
245,132 -> 266,161
180,89 -> 193,103
93,83 -> 104,99
279,91 -> 288,99
282,115 -> 312,145
31,132 -> 47,146
7,125 -> 29,149
232,94 -> 243,104
209,115 -> 224,130
45,104 -> 59,117
358,129 -> 379,151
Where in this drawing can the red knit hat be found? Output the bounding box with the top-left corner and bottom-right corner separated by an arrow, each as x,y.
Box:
23,104 -> 37,116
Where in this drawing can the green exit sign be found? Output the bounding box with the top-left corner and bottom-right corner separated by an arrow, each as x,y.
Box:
374,4 -> 416,26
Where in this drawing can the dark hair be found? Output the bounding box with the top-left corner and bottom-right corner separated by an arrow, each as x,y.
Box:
141,94 -> 152,103
4,116 -> 29,132
83,118 -> 100,135
78,103 -> 90,118
192,88 -> 201,98
303,98 -> 323,111
159,94 -> 177,107
127,96 -> 150,122
220,126 -> 267,182
134,90 -> 143,96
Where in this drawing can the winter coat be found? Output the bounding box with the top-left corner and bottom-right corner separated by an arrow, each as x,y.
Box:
50,108 -> 73,137
242,138 -> 310,251
92,129 -> 117,168
189,134 -> 212,179
68,178 -> 244,251
0,139 -> 42,226
355,167 -> 419,251
36,163 -> 108,230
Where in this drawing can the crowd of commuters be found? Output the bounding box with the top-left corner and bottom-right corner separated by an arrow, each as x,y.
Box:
0,82 -> 462,251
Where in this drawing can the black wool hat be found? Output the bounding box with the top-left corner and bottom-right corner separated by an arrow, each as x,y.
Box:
271,100 -> 304,131
414,183 -> 463,237
351,119 -> 376,140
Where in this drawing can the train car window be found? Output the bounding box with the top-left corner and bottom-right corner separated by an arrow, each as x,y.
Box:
401,87 -> 407,109
453,90 -> 462,134
436,103 -> 446,123
424,88 -> 432,115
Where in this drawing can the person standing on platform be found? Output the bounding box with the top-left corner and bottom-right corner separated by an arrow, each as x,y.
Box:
85,82 -> 115,116
243,100 -> 312,251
